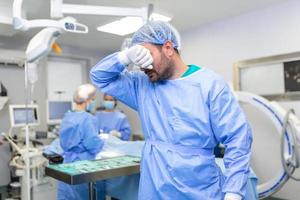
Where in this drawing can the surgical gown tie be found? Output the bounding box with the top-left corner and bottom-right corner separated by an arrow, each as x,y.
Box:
146,140 -> 213,155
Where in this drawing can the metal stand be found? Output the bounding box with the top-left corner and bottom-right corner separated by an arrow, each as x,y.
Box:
24,61 -> 31,200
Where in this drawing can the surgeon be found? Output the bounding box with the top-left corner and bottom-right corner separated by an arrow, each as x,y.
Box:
95,94 -> 131,140
57,84 -> 105,200
90,21 -> 252,200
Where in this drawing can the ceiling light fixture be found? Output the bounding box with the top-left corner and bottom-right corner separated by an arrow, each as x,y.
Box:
97,13 -> 171,36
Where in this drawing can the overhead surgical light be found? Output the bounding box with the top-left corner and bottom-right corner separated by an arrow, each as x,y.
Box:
26,27 -> 61,63
96,13 -> 171,36
13,0 -> 88,33
25,16 -> 80,63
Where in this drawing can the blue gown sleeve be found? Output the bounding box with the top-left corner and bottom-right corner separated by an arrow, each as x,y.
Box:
80,116 -> 104,155
210,84 -> 253,197
119,115 -> 132,141
90,53 -> 140,111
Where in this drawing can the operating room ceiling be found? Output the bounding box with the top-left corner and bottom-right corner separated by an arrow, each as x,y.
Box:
0,0 -> 288,54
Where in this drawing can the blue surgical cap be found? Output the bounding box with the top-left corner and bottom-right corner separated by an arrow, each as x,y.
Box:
131,21 -> 181,50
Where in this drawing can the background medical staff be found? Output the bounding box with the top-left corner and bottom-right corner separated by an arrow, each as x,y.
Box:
90,21 -> 252,200
57,84 -> 105,200
95,94 -> 131,141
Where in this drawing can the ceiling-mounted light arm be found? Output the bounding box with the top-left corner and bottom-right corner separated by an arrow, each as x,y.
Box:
12,0 -> 88,33
12,0 -> 22,20
12,0 -> 26,30
51,0 -> 151,22
146,4 -> 154,23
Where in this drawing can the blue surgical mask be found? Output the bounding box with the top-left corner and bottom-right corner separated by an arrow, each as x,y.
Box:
103,100 -> 115,110
86,100 -> 96,113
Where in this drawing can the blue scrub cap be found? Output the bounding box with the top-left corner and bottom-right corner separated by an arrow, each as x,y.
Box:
131,21 -> 181,50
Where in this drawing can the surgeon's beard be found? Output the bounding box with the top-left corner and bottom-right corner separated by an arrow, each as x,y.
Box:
157,56 -> 175,82
146,54 -> 175,82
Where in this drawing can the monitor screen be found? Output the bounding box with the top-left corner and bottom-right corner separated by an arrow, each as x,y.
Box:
48,101 -> 72,122
9,105 -> 39,127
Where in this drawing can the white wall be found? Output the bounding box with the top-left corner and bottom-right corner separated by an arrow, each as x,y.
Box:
181,0 -> 300,199
181,0 -> 300,82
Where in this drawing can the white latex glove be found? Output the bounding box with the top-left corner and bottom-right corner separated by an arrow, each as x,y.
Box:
118,45 -> 153,69
109,130 -> 122,138
224,193 -> 242,200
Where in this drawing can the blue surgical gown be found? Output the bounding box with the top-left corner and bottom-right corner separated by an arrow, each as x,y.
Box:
90,53 -> 253,199
57,111 -> 104,200
95,111 -> 131,140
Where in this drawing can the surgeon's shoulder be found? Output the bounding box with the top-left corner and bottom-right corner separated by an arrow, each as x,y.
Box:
61,111 -> 77,122
77,112 -> 94,122
195,68 -> 226,86
197,68 -> 227,96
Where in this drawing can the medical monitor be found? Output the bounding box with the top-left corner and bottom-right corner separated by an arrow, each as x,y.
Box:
47,100 -> 72,124
9,105 -> 39,128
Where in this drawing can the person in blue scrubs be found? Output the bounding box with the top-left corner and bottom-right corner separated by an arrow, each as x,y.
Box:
95,94 -> 131,141
57,84 -> 105,200
90,21 -> 252,200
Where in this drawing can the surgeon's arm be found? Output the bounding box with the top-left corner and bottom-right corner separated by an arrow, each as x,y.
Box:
210,84 -> 252,198
81,117 -> 104,154
90,53 -> 139,110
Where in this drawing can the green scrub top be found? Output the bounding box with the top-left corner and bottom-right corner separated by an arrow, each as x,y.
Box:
181,65 -> 201,78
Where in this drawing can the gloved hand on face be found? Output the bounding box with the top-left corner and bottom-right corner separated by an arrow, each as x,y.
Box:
118,45 -> 153,69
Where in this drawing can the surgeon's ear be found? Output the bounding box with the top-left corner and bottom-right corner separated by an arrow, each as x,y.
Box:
163,41 -> 175,58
